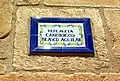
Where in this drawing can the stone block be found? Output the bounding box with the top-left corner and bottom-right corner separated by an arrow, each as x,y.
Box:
0,0 -> 13,39
15,0 -> 41,5
1,73 -> 120,81
0,73 -> 102,81
104,9 -> 120,72
13,6 -> 108,73
44,0 -> 120,7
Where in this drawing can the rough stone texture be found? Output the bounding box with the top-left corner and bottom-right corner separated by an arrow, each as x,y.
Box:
0,73 -> 103,81
13,6 -> 108,73
104,9 -> 120,72
15,0 -> 41,5
1,0 -> 120,80
101,73 -> 120,81
0,31 -> 14,59
44,0 -> 120,7
0,0 -> 13,39
0,0 -> 13,73
0,60 -> 7,74
0,73 -> 120,81
0,28 -> 14,73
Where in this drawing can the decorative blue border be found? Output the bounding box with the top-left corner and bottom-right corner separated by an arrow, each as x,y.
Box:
30,17 -> 94,55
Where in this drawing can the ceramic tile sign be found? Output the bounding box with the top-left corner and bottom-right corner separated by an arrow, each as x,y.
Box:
30,17 -> 94,56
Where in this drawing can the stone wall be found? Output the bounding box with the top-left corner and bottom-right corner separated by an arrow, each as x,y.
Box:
0,0 -> 120,81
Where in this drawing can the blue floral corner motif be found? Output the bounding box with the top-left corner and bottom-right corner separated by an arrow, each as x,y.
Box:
30,17 -> 95,56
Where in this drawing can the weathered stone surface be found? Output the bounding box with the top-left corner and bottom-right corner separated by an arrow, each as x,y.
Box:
44,0 -> 120,7
0,60 -> 7,74
0,0 -> 13,73
1,73 -> 120,81
0,28 -> 14,73
100,73 -> 120,81
0,0 -> 13,60
14,7 -> 108,73
0,73 -> 103,81
104,9 -> 120,58
0,0 -> 13,39
0,34 -> 13,59
15,0 -> 41,5
104,9 -> 120,72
